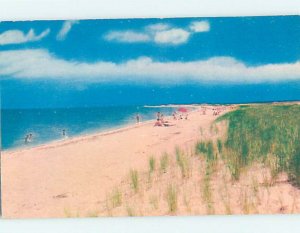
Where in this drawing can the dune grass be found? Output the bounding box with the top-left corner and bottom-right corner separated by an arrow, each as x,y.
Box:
166,184 -> 178,213
111,188 -> 122,208
149,156 -> 156,174
176,147 -> 191,178
201,164 -> 214,214
195,141 -> 215,162
160,153 -> 169,174
217,139 -> 223,154
217,104 -> 300,184
126,205 -> 135,216
130,169 -> 139,193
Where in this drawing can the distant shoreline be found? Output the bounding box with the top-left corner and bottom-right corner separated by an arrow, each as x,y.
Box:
144,100 -> 300,108
2,99 -> 300,111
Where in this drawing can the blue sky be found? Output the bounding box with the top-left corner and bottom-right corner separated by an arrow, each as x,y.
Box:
1,16 -> 300,108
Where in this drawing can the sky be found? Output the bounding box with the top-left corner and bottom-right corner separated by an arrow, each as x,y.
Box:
0,16 -> 300,108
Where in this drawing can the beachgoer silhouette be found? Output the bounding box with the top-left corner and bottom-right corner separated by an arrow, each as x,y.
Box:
156,112 -> 161,121
136,114 -> 140,123
62,129 -> 66,137
172,112 -> 177,120
24,135 -> 29,144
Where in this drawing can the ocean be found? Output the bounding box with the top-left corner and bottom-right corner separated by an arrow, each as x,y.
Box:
1,106 -> 176,151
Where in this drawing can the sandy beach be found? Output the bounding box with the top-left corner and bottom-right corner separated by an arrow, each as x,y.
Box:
2,106 -> 211,217
2,104 -> 300,218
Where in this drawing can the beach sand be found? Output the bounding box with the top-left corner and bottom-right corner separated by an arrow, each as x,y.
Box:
2,105 -> 300,218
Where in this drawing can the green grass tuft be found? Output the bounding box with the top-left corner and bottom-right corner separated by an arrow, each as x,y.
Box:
196,140 -> 215,162
149,156 -> 156,173
130,169 -> 139,193
111,188 -> 122,208
166,184 -> 178,213
160,153 -> 169,174
176,147 -> 191,178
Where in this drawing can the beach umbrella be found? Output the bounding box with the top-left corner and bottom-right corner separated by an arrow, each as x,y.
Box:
178,107 -> 188,113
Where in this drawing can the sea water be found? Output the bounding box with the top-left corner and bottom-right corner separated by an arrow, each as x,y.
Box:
1,106 -> 176,151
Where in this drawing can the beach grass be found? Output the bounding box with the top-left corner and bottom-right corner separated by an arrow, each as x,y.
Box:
111,188 -> 122,208
217,104 -> 300,184
217,139 -> 223,154
195,140 -> 215,162
166,184 -> 178,213
201,164 -> 214,214
126,205 -> 135,216
160,153 -> 169,174
149,156 -> 156,174
130,169 -> 139,193
97,103 -> 300,216
176,147 -> 191,178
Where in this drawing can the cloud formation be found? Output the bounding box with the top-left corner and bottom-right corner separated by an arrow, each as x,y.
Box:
154,28 -> 190,45
56,20 -> 79,41
104,21 -> 210,45
104,30 -> 150,43
0,29 -> 50,45
0,49 -> 299,84
189,21 -> 210,32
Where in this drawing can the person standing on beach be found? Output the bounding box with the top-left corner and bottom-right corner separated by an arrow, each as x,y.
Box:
172,112 -> 177,120
156,112 -> 161,121
136,114 -> 141,124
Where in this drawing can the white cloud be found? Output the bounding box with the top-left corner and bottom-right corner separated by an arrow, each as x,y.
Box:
104,30 -> 150,43
104,21 -> 209,45
56,20 -> 79,40
1,49 -> 299,84
154,28 -> 190,45
0,29 -> 50,45
189,21 -> 210,32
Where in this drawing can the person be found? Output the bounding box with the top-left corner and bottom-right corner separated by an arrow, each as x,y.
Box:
62,129 -> 66,137
154,119 -> 163,127
28,133 -> 33,142
136,114 -> 140,123
172,111 -> 177,120
24,134 -> 29,144
156,112 -> 161,121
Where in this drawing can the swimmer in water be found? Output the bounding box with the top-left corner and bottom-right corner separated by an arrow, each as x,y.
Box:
24,134 -> 29,144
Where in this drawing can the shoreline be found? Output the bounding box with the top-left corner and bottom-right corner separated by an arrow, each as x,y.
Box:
3,106 -> 202,155
2,118 -> 158,155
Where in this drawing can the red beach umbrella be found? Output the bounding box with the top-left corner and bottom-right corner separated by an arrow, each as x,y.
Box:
178,107 -> 188,113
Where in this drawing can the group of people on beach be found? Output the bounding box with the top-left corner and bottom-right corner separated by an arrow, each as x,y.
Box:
172,111 -> 188,120
200,106 -> 227,116
135,111 -> 177,127
154,111 -> 188,127
24,129 -> 67,144
154,112 -> 172,127
24,133 -> 33,144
